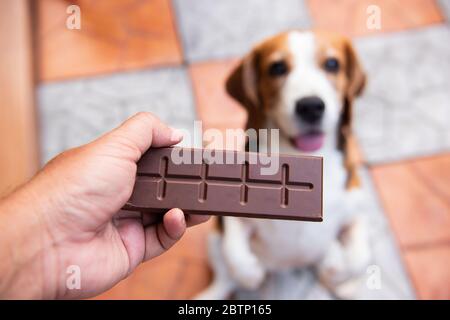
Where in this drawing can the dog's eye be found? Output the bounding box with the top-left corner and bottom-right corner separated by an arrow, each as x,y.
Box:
268,61 -> 288,77
323,58 -> 340,73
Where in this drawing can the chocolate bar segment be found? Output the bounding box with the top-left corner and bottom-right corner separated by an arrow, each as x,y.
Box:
124,147 -> 323,221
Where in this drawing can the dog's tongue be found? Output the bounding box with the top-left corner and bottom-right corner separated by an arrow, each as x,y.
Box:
294,132 -> 324,152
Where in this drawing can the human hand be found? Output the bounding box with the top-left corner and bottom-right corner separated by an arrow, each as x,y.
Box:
0,112 -> 209,299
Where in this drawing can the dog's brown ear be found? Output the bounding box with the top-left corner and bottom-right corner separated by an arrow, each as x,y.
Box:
339,39 -> 366,190
226,52 -> 265,131
345,40 -> 366,99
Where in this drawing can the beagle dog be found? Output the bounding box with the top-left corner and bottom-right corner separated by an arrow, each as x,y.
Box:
196,30 -> 371,299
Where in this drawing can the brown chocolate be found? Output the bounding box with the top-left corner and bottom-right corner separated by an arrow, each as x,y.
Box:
123,147 -> 323,221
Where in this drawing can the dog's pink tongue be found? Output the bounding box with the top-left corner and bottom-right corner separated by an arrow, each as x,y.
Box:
294,133 -> 324,152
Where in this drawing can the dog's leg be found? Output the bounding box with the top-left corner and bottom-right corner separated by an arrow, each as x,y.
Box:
222,217 -> 266,290
316,217 -> 371,298
194,231 -> 236,300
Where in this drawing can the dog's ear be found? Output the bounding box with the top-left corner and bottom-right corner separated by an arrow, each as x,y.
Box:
339,39 -> 366,190
226,51 -> 266,131
344,40 -> 366,99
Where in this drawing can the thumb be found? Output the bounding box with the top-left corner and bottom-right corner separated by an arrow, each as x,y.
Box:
96,112 -> 183,162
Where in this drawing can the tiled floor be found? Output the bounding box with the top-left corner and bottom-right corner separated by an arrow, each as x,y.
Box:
371,155 -> 450,248
371,154 -> 450,300
354,26 -> 450,164
235,168 -> 415,299
35,0 -> 450,299
37,0 -> 182,81
95,220 -> 214,299
188,59 -> 247,132
307,0 -> 444,36
438,0 -> 450,22
173,0 -> 311,61
38,67 -> 197,163
403,245 -> 450,299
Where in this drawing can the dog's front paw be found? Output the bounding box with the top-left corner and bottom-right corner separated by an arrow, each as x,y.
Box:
317,218 -> 372,299
317,242 -> 349,287
229,256 -> 266,290
317,254 -> 366,299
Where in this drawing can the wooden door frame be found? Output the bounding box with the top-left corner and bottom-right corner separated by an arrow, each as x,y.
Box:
0,0 -> 39,196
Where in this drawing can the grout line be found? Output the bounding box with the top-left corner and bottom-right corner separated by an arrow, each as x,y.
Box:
168,0 -> 188,65
408,161 -> 450,208
402,239 -> 450,252
367,167 -> 420,291
366,152 -> 450,170
345,21 -> 448,40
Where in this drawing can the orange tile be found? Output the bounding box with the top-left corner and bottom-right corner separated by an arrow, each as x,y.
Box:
36,0 -> 182,81
403,245 -> 450,299
307,0 -> 444,36
409,155 -> 450,202
94,218 -> 214,299
95,257 -> 188,299
189,59 -> 247,135
167,259 -> 213,299
370,154 -> 450,248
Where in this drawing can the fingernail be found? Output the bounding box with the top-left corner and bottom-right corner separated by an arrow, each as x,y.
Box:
170,128 -> 184,143
174,208 -> 186,228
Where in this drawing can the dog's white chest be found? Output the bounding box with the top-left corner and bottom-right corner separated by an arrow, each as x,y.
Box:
248,141 -> 350,268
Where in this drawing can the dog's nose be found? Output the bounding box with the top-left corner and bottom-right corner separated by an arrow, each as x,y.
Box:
295,96 -> 325,124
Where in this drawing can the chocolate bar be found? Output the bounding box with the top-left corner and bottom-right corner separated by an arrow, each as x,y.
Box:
124,147 -> 323,221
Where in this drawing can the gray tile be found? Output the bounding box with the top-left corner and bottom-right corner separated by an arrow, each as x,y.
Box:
354,25 -> 450,164
350,169 -> 415,299
235,269 -> 316,299
438,0 -> 450,22
173,0 -> 311,62
359,228 -> 415,299
38,68 -> 198,164
234,169 -> 414,299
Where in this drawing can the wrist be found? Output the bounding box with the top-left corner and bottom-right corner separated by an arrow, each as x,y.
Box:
0,180 -> 56,299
